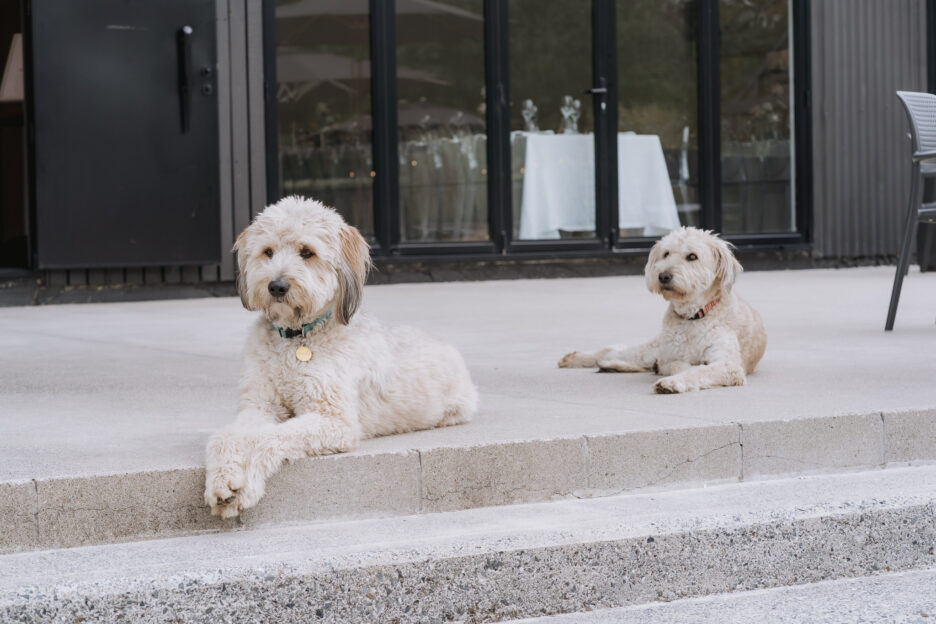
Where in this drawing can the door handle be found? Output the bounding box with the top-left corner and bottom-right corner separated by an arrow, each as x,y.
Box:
176,25 -> 193,133
584,76 -> 608,96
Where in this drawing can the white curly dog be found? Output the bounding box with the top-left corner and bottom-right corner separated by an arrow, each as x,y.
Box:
559,227 -> 766,393
205,197 -> 478,518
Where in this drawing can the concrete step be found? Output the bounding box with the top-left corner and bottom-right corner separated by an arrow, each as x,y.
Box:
500,567 -> 936,623
5,408 -> 936,553
2,465 -> 935,623
5,267 -> 936,553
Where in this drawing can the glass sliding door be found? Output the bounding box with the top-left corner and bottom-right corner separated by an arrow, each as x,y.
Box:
617,0 -> 699,237
264,0 -> 808,260
273,0 -> 375,239
395,0 -> 488,243
719,0 -> 794,234
509,0 -> 599,241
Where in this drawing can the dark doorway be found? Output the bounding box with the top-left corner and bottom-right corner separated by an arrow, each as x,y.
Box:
0,0 -> 27,269
27,0 -> 220,269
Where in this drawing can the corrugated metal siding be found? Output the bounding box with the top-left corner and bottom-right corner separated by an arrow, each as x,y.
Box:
811,0 -> 928,258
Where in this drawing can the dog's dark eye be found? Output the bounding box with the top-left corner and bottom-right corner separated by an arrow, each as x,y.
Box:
300,248 -> 315,259
662,251 -> 669,258
263,248 -> 273,258
686,253 -> 698,261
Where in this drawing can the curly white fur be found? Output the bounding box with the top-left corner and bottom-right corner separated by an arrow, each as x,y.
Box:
205,197 -> 478,518
559,227 -> 767,394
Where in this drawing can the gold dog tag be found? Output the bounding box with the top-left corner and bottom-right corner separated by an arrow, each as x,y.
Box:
295,346 -> 312,362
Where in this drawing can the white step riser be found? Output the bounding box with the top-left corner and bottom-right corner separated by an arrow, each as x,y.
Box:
5,409 -> 935,554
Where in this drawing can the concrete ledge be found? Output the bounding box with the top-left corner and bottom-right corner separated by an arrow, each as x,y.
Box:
419,438 -> 588,512
0,482 -> 37,552
886,408 -> 936,463
586,425 -> 741,493
2,466 -> 936,623
4,409 -> 936,553
740,413 -> 885,478
35,469 -> 217,551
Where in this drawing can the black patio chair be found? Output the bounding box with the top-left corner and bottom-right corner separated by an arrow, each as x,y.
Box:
885,91 -> 936,330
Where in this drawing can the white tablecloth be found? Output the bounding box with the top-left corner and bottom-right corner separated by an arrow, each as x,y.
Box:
517,132 -> 680,239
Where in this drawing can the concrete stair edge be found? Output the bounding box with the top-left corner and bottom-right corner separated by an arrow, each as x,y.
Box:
2,407 -> 935,553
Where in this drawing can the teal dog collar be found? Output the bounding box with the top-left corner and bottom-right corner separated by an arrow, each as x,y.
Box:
273,310 -> 333,338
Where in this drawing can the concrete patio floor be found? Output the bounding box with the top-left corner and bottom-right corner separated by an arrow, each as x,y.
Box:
1,265 -> 935,483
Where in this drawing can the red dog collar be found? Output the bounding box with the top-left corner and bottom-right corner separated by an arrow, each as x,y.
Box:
678,296 -> 721,321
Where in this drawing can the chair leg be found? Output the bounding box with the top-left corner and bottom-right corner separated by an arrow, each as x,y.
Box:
885,167 -> 921,330
921,221 -> 934,274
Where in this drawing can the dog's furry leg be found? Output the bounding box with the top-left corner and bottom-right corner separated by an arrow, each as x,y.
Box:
654,361 -> 746,393
595,341 -> 658,373
654,334 -> 747,393
226,413 -> 362,517
204,407 -> 283,518
657,361 -> 691,376
559,341 -> 658,370
559,346 -> 621,368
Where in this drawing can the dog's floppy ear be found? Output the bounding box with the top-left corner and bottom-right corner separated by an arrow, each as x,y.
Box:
644,239 -> 665,293
712,237 -> 742,292
232,228 -> 254,311
335,224 -> 371,325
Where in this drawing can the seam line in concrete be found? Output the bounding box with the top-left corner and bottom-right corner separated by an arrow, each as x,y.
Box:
880,411 -> 888,465
416,449 -> 425,514
30,478 -> 38,547
734,422 -> 743,482
582,436 -> 592,491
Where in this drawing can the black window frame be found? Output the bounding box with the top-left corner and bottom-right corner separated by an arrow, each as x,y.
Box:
263,0 -> 812,262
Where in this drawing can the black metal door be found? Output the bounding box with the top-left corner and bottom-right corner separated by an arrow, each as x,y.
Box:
28,0 -> 219,269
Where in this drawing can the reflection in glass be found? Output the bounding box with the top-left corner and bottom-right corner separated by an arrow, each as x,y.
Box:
617,0 -> 699,235
396,0 -> 488,242
720,0 -> 794,234
274,0 -> 374,238
509,0 -> 596,240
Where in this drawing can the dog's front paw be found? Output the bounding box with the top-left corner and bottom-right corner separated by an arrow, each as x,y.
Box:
559,352 -> 592,368
654,376 -> 695,394
205,463 -> 248,518
205,465 -> 266,519
204,432 -> 263,519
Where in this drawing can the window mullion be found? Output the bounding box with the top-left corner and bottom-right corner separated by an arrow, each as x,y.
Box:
697,0 -> 721,232
370,0 -> 400,254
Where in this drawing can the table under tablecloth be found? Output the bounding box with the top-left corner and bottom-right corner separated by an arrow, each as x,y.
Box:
516,132 -> 681,239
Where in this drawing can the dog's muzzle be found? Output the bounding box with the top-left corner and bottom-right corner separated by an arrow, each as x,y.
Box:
268,278 -> 290,298
658,271 -> 673,285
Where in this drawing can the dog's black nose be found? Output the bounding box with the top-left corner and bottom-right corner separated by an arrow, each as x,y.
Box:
658,271 -> 673,285
268,278 -> 290,298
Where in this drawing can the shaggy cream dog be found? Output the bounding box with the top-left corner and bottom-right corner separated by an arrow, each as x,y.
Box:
559,227 -> 766,393
205,197 -> 478,518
